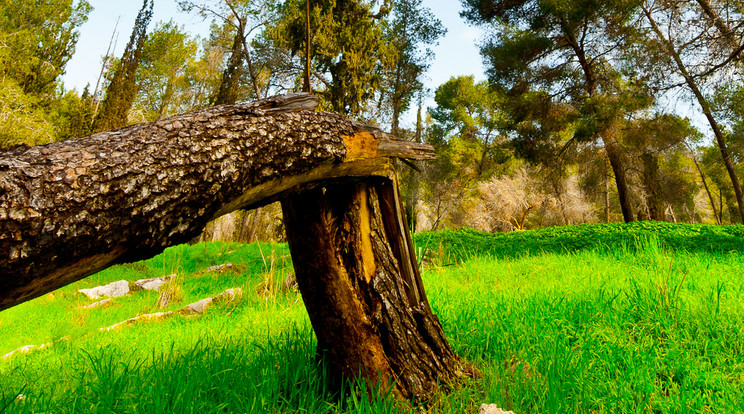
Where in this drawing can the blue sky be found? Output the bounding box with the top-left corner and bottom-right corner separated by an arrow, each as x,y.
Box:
61,0 -> 487,128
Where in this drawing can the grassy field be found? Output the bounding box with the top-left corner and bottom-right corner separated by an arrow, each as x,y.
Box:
1,222 -> 744,413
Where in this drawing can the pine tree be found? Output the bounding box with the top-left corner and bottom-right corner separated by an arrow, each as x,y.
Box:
93,0 -> 154,132
460,0 -> 643,222
270,0 -> 393,115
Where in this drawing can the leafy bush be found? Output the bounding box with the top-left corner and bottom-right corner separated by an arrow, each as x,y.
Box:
414,221 -> 744,264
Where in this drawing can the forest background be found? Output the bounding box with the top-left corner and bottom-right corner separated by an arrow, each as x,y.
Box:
2,0 -> 744,237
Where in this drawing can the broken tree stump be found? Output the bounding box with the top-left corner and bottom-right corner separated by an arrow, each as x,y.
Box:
0,92 -> 472,403
282,177 -> 470,401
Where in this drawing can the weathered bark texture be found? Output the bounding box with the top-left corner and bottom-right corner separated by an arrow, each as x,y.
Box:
282,177 -> 471,402
0,93 -> 433,310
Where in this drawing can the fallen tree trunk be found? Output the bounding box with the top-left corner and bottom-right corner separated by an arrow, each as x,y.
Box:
0,93 -> 431,310
1,93 -> 473,404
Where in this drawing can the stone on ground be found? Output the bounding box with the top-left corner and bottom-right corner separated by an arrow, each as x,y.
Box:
101,288 -> 244,330
100,311 -> 175,331
78,280 -> 130,300
479,404 -> 514,414
134,274 -> 175,291
179,288 -> 243,315
205,263 -> 235,273
180,298 -> 212,315
2,337 -> 69,360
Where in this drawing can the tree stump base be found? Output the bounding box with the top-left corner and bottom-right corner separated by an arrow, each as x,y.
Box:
282,176 -> 474,403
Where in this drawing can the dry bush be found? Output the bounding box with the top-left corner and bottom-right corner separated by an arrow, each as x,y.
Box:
538,174 -> 597,227
470,167 -> 596,232
470,167 -> 550,232
417,177 -> 474,232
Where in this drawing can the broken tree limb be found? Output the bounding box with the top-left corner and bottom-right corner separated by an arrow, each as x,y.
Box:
0,93 -> 432,310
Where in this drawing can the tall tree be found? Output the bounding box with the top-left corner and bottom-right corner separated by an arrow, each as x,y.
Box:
638,1 -> 744,223
622,113 -> 699,221
0,0 -> 91,147
430,76 -> 507,179
93,0 -> 154,132
134,21 -> 198,121
460,0 -> 642,222
0,79 -> 55,148
270,0 -> 393,115
381,0 -> 445,135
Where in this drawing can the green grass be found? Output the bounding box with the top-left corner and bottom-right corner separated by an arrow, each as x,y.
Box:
1,222 -> 744,413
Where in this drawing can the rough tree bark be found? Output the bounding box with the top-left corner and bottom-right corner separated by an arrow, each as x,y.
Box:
0,93 -> 431,309
0,92 -> 470,403
282,176 -> 471,402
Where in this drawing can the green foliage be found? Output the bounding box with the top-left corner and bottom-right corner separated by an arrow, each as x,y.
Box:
134,21 -> 198,121
379,0 -> 445,132
0,0 -> 91,97
414,221 -> 744,263
701,145 -> 742,224
0,0 -> 90,147
0,78 -> 55,148
430,76 -> 510,179
51,87 -> 95,140
270,0 -> 393,115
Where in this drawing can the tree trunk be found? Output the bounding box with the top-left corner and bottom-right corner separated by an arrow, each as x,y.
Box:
604,155 -> 611,223
282,176 -> 473,402
303,0 -> 312,93
641,152 -> 664,221
92,0 -> 153,133
1,92 -> 469,403
602,133 -> 634,222
689,145 -> 722,224
213,29 -> 246,106
0,93 -> 434,310
644,6 -> 744,224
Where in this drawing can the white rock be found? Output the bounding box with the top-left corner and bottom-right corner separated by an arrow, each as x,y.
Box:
179,288 -> 242,315
99,288 -> 244,332
78,280 -> 130,300
205,263 -> 235,273
479,404 -> 514,414
2,337 -> 68,360
134,274 -> 175,291
180,298 -> 213,315
2,345 -> 36,360
215,287 -> 242,302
